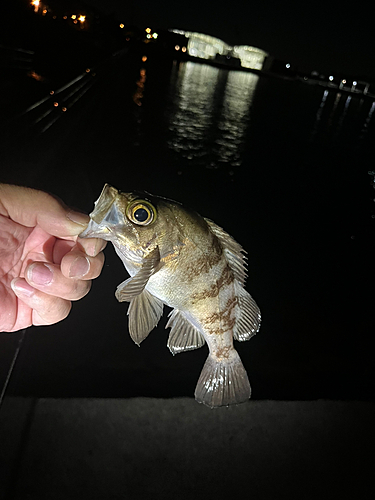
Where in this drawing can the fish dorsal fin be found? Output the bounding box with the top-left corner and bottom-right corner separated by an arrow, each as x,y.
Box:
204,218 -> 247,285
204,219 -> 261,342
233,284 -> 261,341
166,309 -> 206,355
115,246 -> 160,302
127,289 -> 164,346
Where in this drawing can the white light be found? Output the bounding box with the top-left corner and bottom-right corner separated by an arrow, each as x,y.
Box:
175,45 -> 180,50
353,81 -> 357,86
286,63 -> 290,69
342,79 -> 346,84
152,32 -> 158,39
329,75 -> 334,81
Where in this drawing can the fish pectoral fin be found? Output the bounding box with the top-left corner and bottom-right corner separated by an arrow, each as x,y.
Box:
166,309 -> 206,355
127,289 -> 164,346
195,351 -> 251,408
233,284 -> 261,342
115,246 -> 160,302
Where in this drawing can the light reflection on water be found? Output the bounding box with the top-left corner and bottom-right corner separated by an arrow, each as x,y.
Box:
167,62 -> 259,169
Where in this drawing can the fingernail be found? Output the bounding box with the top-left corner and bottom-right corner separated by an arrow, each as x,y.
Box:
69,256 -> 90,278
67,210 -> 90,227
85,238 -> 106,257
11,278 -> 35,297
28,263 -> 53,286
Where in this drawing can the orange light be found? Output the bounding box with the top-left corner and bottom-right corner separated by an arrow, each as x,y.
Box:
119,23 -> 124,28
31,1 -> 40,13
50,90 -> 55,95
182,47 -> 187,53
142,55 -> 147,62
175,45 -> 180,51
71,14 -> 76,20
78,15 -> 86,23
53,102 -> 59,107
86,68 -> 91,73
62,107 -> 67,112
27,70 -> 44,82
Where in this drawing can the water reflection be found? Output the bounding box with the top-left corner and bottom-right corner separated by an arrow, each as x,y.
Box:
167,62 -> 259,170
310,88 -> 375,144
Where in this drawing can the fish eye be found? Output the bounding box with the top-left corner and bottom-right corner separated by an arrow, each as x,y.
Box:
126,200 -> 156,226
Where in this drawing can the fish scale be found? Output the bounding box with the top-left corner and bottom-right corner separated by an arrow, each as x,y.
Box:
80,184 -> 261,408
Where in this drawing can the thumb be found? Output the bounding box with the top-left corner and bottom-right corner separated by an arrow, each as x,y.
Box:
0,184 -> 89,238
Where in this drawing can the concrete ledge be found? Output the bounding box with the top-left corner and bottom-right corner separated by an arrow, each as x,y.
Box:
0,398 -> 374,499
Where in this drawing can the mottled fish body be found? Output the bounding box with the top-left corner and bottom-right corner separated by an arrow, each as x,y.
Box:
80,184 -> 261,407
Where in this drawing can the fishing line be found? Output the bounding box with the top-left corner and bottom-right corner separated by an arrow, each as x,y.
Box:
0,329 -> 27,410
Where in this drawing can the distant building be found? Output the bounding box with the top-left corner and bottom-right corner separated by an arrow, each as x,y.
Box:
169,29 -> 268,71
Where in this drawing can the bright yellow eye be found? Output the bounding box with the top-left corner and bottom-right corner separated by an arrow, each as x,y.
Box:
126,200 -> 156,226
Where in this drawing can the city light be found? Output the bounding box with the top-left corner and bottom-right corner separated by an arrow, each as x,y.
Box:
119,24 -> 124,28
78,15 -> 86,23
31,0 -> 40,12
170,30 -> 268,70
175,45 -> 180,50
71,14 -> 76,19
286,63 -> 291,68
329,75 -> 334,81
145,28 -> 151,33
152,33 -> 158,39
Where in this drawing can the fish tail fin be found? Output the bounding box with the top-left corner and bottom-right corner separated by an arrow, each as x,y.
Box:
194,350 -> 251,408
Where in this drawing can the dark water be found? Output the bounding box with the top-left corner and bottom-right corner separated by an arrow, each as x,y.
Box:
1,55 -> 374,401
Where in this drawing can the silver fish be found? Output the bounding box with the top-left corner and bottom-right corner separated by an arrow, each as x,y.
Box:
80,184 -> 261,407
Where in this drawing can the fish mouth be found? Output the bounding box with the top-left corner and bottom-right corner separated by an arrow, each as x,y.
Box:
79,184 -> 118,239
90,184 -> 118,223
79,219 -> 101,238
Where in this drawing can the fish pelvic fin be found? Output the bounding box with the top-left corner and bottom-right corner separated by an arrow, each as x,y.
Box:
233,284 -> 261,342
166,309 -> 206,355
194,350 -> 251,408
127,289 -> 164,346
115,246 -> 160,302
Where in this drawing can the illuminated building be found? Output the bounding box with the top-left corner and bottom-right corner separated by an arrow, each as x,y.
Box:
169,30 -> 268,71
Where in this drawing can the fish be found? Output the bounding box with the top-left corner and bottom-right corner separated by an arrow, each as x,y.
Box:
79,184 -> 261,407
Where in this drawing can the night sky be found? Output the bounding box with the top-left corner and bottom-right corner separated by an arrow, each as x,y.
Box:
85,0 -> 375,79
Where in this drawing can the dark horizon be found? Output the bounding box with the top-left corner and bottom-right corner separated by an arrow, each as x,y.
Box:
2,0 -> 375,81
83,0 -> 375,80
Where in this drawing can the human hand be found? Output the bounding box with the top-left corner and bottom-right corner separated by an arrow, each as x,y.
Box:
0,184 -> 106,332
